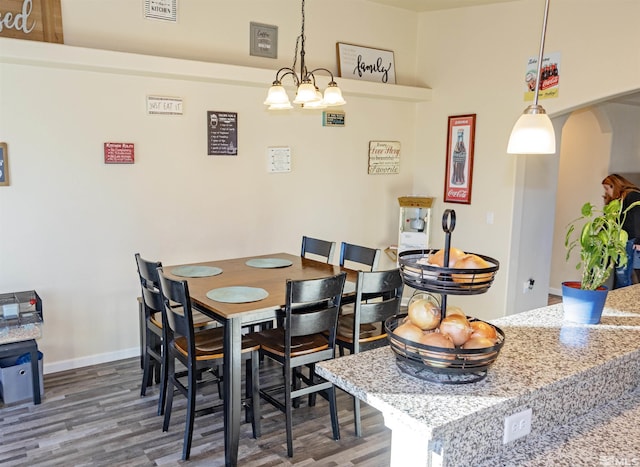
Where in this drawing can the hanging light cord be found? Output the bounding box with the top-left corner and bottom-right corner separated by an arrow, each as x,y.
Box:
532,0 -> 550,108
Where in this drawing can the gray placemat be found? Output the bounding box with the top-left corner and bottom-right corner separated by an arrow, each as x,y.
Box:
171,265 -> 223,278
206,286 -> 269,303
245,258 -> 293,269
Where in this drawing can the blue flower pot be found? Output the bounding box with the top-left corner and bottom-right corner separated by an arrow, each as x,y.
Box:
561,281 -> 608,324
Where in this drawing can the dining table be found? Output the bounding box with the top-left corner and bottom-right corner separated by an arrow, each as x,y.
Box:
164,252 -> 358,466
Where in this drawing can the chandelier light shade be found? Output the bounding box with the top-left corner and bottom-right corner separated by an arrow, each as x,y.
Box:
507,0 -> 556,154
264,0 -> 346,110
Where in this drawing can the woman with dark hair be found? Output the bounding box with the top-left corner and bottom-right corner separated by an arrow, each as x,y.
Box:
602,173 -> 640,288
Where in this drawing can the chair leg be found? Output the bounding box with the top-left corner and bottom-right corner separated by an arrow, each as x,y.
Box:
248,350 -> 261,438
285,365 -> 294,457
162,356 -> 175,432
157,338 -> 169,416
328,385 -> 341,441
140,334 -> 153,397
353,396 -> 362,437
182,364 -> 197,461
307,364 -> 317,407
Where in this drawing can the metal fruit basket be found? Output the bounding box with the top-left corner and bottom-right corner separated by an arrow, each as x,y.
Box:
399,248 -> 499,295
385,313 -> 505,384
398,209 -> 499,295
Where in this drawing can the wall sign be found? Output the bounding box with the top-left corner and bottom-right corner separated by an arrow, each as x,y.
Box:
250,22 -> 278,59
0,0 -> 64,43
523,51 -> 561,102
207,111 -> 237,156
144,0 -> 177,22
0,143 -> 9,186
444,114 -> 476,205
368,141 -> 400,175
322,111 -> 345,127
337,42 -> 395,84
104,142 -> 135,164
146,96 -> 183,115
267,146 -> 291,173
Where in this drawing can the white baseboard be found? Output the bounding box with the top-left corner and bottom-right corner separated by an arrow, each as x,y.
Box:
549,287 -> 562,296
43,347 -> 140,375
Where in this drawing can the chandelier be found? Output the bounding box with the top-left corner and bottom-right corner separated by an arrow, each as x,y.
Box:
263,0 -> 346,110
507,0 -> 556,154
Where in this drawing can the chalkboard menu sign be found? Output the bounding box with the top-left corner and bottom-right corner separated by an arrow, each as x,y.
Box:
207,111 -> 238,156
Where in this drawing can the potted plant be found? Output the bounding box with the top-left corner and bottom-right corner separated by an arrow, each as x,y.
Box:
563,197 -> 640,323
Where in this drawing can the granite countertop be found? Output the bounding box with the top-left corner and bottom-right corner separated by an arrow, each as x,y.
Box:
316,284 -> 640,466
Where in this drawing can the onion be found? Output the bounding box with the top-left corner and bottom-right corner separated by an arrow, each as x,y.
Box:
461,336 -> 497,361
439,314 -> 472,346
428,247 -> 465,268
446,305 -> 466,317
451,254 -> 492,285
419,331 -> 455,367
408,298 -> 441,330
391,321 -> 424,353
470,321 -> 498,343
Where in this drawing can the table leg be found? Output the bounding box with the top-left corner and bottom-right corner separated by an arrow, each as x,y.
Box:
223,318 -> 242,466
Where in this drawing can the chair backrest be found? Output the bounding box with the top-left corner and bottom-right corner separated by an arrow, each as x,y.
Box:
351,268 -> 404,352
301,236 -> 336,264
284,272 -> 347,356
157,268 -> 196,357
135,253 -> 164,317
339,242 -> 381,272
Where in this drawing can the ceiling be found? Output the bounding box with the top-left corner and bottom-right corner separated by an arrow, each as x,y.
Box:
365,0 -> 518,12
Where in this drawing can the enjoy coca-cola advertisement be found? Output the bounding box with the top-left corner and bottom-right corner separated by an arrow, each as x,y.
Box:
444,114 -> 476,205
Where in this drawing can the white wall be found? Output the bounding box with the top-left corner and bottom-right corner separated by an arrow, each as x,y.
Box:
0,1 -> 420,373
4,0 -> 640,372
414,0 -> 640,318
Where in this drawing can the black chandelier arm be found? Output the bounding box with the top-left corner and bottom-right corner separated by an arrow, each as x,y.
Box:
306,67 -> 337,84
273,67 -> 301,86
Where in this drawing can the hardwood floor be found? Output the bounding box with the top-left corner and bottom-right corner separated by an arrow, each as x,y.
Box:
0,357 -> 391,466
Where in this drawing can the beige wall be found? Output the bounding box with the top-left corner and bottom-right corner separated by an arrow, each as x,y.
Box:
3,0 -> 640,372
0,1 -> 421,372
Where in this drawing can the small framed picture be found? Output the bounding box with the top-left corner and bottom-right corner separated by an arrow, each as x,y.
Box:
250,22 -> 278,59
444,114 -> 476,204
0,142 -> 8,186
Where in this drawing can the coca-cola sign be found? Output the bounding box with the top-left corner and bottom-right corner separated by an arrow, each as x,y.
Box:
444,114 -> 476,205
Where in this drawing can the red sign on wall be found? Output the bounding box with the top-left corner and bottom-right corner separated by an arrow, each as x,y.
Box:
104,142 -> 135,164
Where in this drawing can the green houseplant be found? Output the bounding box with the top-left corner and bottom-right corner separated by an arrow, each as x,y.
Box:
564,198 -> 637,290
563,198 -> 640,324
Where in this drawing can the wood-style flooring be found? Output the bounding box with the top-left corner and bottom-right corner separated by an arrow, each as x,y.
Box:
0,356 -> 391,467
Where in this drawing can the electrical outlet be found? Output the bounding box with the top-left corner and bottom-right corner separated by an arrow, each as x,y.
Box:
503,408 -> 532,444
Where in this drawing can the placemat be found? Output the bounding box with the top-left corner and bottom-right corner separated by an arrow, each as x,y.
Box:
206,286 -> 269,304
171,265 -> 223,278
245,258 -> 293,269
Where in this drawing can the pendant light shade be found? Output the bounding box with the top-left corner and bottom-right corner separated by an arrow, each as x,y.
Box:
264,84 -> 291,106
507,0 -> 556,155
323,83 -> 346,106
507,105 -> 556,154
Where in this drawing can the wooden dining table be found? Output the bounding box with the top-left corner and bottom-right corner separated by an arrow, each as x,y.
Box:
163,252 -> 358,467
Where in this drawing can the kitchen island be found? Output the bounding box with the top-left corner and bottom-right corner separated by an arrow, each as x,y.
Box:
316,284 -> 640,466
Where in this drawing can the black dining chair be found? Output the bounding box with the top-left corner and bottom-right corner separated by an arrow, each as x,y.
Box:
335,268 -> 403,436
248,272 -> 347,457
301,236 -> 336,264
157,268 -> 261,460
339,241 -> 381,272
135,253 -> 218,416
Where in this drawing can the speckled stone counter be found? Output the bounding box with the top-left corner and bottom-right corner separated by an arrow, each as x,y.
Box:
316,284 -> 640,466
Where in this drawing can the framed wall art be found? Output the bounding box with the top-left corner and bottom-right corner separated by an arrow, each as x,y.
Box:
0,143 -> 8,186
368,141 -> 400,175
250,22 -> 278,59
336,42 -> 395,84
444,114 -> 476,204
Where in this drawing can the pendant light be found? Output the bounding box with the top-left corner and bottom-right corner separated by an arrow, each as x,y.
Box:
507,0 -> 556,154
263,0 -> 346,110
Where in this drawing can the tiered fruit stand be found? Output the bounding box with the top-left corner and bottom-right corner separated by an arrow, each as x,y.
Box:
386,209 -> 505,384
